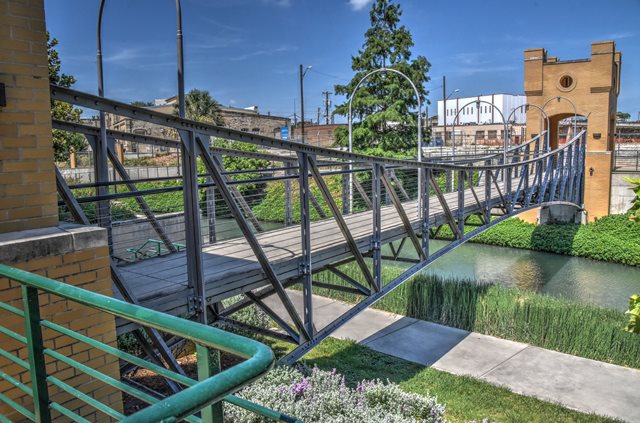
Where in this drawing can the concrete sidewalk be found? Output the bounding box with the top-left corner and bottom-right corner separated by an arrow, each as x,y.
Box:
264,291 -> 639,422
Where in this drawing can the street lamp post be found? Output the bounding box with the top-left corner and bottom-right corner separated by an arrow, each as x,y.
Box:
444,87 -> 460,156
299,65 -> 312,143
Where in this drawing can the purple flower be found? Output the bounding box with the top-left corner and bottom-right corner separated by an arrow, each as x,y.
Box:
290,377 -> 310,397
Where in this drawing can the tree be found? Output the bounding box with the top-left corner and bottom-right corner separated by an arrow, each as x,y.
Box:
178,89 -> 224,125
48,32 -> 86,162
617,111 -> 631,122
130,100 -> 154,107
333,0 -> 430,153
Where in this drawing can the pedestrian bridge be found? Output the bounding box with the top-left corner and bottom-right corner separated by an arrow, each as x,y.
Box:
52,85 -> 586,364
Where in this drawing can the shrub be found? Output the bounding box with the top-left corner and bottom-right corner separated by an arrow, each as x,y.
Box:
253,176 -> 345,223
226,366 -> 447,422
436,215 -> 640,267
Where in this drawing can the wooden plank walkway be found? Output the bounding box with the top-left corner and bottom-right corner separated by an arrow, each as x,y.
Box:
116,180 -> 509,333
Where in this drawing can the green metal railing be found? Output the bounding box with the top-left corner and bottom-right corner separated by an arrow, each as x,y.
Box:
126,239 -> 186,262
0,264 -> 300,422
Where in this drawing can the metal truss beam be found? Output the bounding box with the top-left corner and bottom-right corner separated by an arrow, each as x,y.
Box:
380,168 -> 425,260
307,155 -> 376,290
55,168 -> 185,391
195,135 -> 310,342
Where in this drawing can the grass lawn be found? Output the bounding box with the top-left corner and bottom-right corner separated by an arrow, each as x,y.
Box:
267,337 -> 619,423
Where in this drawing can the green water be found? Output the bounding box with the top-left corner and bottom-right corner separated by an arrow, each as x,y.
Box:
388,239 -> 640,311
208,217 -> 640,311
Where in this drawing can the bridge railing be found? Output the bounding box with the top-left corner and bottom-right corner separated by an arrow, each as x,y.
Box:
50,83 -> 587,365
0,264 -> 299,422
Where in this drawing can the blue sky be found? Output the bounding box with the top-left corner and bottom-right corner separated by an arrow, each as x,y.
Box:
45,0 -> 640,121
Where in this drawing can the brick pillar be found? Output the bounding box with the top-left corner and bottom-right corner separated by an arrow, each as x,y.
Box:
1,1 -> 124,419
0,0 -> 58,233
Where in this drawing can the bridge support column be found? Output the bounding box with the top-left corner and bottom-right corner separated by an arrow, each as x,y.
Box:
298,153 -> 314,338
372,164 -> 382,292
421,168 -> 431,258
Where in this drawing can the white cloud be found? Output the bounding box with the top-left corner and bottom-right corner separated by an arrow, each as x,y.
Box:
262,0 -> 291,7
349,0 -> 373,11
230,45 -> 298,61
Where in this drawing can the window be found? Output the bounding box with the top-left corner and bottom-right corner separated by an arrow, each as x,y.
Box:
252,127 -> 260,132
560,75 -> 573,88
240,127 -> 249,132
488,130 -> 497,139
475,130 -> 485,140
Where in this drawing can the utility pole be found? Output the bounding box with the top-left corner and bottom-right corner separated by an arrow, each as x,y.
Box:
317,107 -> 321,125
299,64 -> 306,143
322,91 -> 331,125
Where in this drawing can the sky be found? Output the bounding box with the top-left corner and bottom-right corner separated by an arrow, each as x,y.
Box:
44,0 -> 640,122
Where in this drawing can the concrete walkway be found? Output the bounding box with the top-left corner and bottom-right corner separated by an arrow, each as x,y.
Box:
264,291 -> 640,422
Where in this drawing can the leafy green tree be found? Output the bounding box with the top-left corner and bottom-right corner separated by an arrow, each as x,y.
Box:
179,89 -> 224,125
130,100 -> 154,107
48,32 -> 86,162
333,0 -> 430,152
617,111 -> 631,122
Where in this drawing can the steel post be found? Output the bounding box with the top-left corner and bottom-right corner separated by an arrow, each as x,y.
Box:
421,168 -> 431,258
298,152 -> 314,338
372,163 -> 382,292
22,285 -> 51,422
457,171 -> 465,235
180,130 -> 206,322
284,161 -> 293,227
206,142 -> 217,243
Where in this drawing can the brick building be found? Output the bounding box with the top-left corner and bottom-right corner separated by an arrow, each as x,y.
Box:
298,123 -> 346,148
105,96 -> 291,154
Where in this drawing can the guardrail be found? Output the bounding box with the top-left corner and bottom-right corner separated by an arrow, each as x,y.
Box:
613,148 -> 640,172
0,264 -> 300,422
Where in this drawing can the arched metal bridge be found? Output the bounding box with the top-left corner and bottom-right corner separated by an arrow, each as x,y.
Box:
52,85 -> 586,365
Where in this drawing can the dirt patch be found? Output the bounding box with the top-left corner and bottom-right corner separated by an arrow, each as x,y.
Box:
122,347 -> 244,416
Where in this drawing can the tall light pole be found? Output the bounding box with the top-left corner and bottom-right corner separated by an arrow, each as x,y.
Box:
441,75 -> 459,150
299,65 -> 312,143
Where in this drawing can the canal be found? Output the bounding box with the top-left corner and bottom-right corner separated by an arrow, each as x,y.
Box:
387,239 -> 640,311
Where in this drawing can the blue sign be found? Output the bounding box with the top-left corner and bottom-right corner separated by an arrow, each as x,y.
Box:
281,126 -> 289,140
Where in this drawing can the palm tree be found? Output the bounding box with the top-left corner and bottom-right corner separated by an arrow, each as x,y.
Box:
180,89 -> 224,125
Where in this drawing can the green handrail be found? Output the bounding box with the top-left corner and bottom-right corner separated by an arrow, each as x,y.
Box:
0,264 -> 300,422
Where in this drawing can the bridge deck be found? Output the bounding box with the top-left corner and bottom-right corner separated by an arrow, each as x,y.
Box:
116,180 -> 507,333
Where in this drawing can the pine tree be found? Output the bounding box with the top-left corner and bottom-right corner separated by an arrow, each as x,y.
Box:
334,0 -> 430,153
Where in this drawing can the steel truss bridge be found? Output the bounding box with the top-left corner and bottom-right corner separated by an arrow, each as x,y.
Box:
52,85 -> 586,368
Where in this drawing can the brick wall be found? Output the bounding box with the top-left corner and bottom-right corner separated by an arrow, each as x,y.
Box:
0,0 -> 58,233
0,225 -> 123,421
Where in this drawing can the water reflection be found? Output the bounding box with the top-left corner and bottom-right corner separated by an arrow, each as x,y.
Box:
386,239 -> 640,311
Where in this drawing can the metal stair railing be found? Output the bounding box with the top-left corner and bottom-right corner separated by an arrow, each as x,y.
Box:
0,264 -> 300,423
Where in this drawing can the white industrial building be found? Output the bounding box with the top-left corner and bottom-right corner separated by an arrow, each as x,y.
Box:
437,94 -> 527,126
